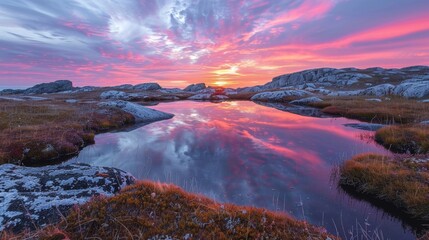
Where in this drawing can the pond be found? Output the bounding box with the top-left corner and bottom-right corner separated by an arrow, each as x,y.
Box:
70,101 -> 415,239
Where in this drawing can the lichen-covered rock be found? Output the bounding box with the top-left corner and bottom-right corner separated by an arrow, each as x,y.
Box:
250,90 -> 310,102
0,163 -> 135,232
24,80 -> 73,94
98,100 -> 174,122
133,83 -> 162,91
394,80 -> 429,98
184,83 -> 206,92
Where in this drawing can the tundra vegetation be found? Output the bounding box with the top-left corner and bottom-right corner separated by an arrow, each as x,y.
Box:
2,181 -> 337,240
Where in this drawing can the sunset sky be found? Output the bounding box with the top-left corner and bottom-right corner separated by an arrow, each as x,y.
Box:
0,0 -> 428,89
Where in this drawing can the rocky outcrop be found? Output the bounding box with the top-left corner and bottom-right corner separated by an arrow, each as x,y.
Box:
184,83 -> 206,92
360,84 -> 395,96
100,90 -> 130,100
250,90 -> 311,102
0,163 -> 135,232
1,80 -> 73,95
133,83 -> 162,91
25,80 -> 73,94
159,88 -> 184,94
98,100 -> 174,122
238,66 -> 429,98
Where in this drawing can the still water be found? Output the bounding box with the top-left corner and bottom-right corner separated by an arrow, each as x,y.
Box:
70,101 -> 415,239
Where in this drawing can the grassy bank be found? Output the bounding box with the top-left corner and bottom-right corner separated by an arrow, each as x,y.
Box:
339,154 -> 429,223
0,99 -> 134,165
375,125 -> 429,154
309,96 -> 429,124
2,181 -> 337,240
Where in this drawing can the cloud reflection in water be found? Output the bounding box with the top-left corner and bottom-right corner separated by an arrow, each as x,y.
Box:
71,101 -> 413,239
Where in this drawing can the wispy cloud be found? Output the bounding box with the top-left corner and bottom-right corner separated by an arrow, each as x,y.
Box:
0,0 -> 428,88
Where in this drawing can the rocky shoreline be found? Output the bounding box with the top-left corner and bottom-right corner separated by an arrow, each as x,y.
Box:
1,65 -> 428,237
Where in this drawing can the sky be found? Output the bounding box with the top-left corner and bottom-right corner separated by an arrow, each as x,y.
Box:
0,0 -> 428,89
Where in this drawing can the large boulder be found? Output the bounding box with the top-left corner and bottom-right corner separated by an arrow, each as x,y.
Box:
98,100 -> 174,122
394,80 -> 429,98
24,80 -> 73,94
133,83 -> 162,91
184,83 -> 206,92
0,163 -> 135,232
250,90 -> 311,102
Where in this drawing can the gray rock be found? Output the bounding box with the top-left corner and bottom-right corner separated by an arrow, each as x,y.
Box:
100,90 -> 129,100
360,84 -> 395,96
197,87 -> 216,94
133,83 -> 162,91
290,97 -> 323,105
401,66 -> 429,72
24,80 -> 73,94
420,120 -> 429,125
159,88 -> 184,94
98,100 -> 174,122
420,99 -> 429,103
251,90 -> 311,102
184,83 -> 206,92
65,99 -> 78,103
0,89 -> 25,95
0,163 -> 135,232
73,86 -> 98,93
328,90 -> 362,97
393,81 -> 429,98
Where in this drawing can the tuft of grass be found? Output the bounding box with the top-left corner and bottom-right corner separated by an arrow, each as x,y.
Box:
339,154 -> 429,222
375,125 -> 429,154
4,181 -> 337,240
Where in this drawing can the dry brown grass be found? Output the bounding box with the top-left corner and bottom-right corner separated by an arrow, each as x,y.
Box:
340,154 -> 429,222
0,99 -> 134,165
375,125 -> 429,154
310,96 -> 429,124
2,181 -> 337,240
